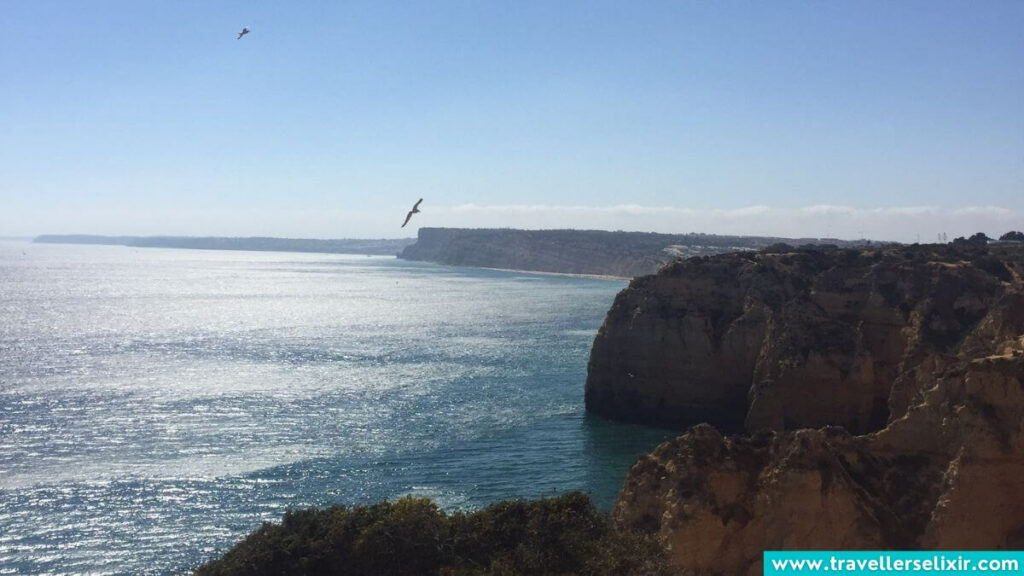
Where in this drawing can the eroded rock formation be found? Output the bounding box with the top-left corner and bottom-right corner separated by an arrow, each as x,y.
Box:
614,354 -> 1024,575
586,244 -> 1024,434
600,244 -> 1024,575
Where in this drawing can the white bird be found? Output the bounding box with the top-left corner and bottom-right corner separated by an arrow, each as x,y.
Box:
401,198 -> 423,228
237,27 -> 250,39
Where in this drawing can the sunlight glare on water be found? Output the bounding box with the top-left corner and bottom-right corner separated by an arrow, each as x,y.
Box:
0,242 -> 675,575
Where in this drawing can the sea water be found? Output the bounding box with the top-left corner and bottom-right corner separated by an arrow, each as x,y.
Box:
0,241 -> 675,575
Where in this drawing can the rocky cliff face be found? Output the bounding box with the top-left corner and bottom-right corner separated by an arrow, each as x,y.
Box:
614,354 -> 1024,575
597,244 -> 1024,575
586,244 -> 1023,433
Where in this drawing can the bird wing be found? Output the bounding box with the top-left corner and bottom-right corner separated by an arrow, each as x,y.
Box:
413,198 -> 423,210
401,211 -> 414,228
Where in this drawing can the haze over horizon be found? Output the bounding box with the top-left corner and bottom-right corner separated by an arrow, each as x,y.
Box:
3,1 -> 1021,243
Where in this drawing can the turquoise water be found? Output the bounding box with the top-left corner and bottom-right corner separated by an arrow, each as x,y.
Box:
0,242 -> 675,575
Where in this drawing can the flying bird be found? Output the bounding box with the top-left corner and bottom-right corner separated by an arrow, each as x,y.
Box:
401,198 -> 423,228
237,27 -> 250,39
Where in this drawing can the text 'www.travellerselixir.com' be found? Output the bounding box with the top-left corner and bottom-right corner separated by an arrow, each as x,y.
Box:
763,551 -> 1022,574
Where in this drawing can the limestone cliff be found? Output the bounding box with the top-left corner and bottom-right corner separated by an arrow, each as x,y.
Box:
614,354 -> 1024,575
597,243 -> 1024,575
586,244 -> 1024,433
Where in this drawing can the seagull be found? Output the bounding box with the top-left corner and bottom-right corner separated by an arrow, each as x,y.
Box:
237,27 -> 250,39
401,198 -> 423,228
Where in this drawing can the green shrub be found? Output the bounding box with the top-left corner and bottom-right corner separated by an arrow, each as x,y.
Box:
194,492 -> 669,576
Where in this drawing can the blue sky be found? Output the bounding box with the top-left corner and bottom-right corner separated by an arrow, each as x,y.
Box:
2,1 -> 1021,241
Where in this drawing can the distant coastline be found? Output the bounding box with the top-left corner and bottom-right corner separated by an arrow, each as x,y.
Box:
399,227 -> 872,278
32,234 -> 416,256
33,230 -> 879,277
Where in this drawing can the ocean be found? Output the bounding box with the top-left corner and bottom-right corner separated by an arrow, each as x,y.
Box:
0,241 -> 675,575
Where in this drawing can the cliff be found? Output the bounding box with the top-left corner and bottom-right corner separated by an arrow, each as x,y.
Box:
594,243 -> 1024,575
398,228 -> 865,277
586,243 -> 1023,433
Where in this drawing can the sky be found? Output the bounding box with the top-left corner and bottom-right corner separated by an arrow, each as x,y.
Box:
1,1 -> 1021,242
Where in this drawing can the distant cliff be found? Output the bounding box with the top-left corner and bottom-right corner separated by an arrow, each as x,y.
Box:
33,235 -> 415,256
399,228 -> 864,277
590,242 -> 1024,574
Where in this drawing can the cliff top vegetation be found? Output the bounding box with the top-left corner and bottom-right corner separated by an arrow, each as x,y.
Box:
195,492 -> 670,576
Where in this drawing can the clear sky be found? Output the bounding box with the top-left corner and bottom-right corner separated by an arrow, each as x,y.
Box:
2,1 -> 1021,242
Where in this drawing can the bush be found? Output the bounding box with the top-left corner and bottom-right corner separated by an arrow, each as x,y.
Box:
194,492 -> 670,576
